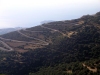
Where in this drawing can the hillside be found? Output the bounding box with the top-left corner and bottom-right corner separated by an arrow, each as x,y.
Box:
0,12 -> 100,75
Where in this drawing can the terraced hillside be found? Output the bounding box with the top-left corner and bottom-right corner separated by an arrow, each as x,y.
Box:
0,17 -> 83,52
0,12 -> 99,75
0,24 -> 63,52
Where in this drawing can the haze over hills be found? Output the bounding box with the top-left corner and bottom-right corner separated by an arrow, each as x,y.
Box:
41,20 -> 54,24
0,12 -> 100,75
0,0 -> 100,28
0,27 -> 22,35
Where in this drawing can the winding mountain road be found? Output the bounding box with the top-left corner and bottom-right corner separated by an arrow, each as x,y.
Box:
17,30 -> 49,45
23,29 -> 47,32
41,25 -> 66,36
0,25 -> 66,51
0,40 -> 13,51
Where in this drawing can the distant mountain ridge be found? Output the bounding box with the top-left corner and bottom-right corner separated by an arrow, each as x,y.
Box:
0,27 -> 22,35
41,20 -> 54,24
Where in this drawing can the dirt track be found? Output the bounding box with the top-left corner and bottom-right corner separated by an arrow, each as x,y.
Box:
0,25 -> 66,51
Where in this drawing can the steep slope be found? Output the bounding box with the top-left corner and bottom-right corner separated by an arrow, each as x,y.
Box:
0,12 -> 99,75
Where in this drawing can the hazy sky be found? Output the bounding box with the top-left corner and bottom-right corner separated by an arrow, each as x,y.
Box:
0,0 -> 100,29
